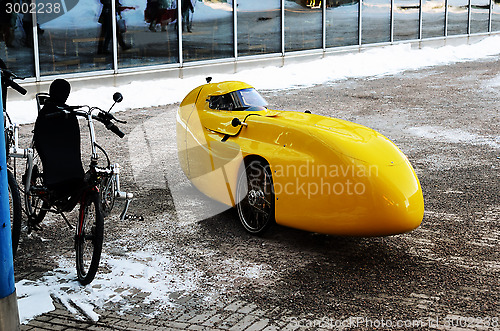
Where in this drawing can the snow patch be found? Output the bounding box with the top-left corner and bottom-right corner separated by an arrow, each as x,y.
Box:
8,36 -> 500,125
16,280 -> 55,323
16,248 -> 202,323
407,126 -> 500,149
485,73 -> 500,94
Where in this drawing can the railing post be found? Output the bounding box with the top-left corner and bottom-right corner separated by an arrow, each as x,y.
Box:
32,0 -> 41,81
488,0 -> 492,32
419,0 -> 423,39
444,0 -> 449,36
234,0 -> 238,60
390,0 -> 394,42
322,0 -> 326,51
281,0 -> 285,56
467,0 -> 471,34
178,0 -> 184,66
359,0 -> 363,46
111,0 -> 118,74
0,76 -> 20,331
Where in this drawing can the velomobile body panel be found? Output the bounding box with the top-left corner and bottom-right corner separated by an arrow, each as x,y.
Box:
177,81 -> 424,236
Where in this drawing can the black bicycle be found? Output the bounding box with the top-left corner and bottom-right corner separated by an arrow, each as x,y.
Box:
2,62 -> 134,284
21,92 -> 134,285
0,61 -> 28,257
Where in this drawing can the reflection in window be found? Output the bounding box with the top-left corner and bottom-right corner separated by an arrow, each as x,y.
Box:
422,0 -> 445,38
362,0 -> 391,44
182,0 -> 233,62
470,0 -> 490,33
394,0 -> 420,40
209,93 -> 234,110
119,0 -> 179,68
237,88 -> 267,108
37,0 -> 112,75
237,0 -> 281,56
447,0 -> 468,35
0,6 -> 35,78
209,88 -> 267,111
326,0 -> 359,47
494,0 -> 500,31
285,0 -> 322,52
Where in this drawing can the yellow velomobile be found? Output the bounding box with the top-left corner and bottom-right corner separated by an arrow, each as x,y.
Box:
177,79 -> 424,236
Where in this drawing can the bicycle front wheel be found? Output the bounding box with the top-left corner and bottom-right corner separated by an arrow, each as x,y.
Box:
75,191 -> 104,285
99,175 -> 115,217
8,169 -> 22,257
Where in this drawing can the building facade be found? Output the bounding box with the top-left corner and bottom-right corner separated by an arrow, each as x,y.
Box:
1,0 -> 499,81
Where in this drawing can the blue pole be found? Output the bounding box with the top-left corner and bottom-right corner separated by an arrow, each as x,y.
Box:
0,75 -> 20,329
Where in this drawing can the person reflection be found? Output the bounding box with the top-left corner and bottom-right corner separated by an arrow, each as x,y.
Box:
181,0 -> 194,33
0,0 -> 16,47
145,0 -> 160,31
97,0 -> 132,54
22,12 -> 44,47
146,0 -> 175,32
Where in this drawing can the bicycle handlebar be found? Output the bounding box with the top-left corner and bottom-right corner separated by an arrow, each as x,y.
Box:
0,68 -> 27,95
105,122 -> 125,138
47,105 -> 126,138
8,80 -> 27,95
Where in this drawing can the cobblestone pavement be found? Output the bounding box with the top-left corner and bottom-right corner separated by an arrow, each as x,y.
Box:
14,55 -> 500,330
21,295 -> 299,330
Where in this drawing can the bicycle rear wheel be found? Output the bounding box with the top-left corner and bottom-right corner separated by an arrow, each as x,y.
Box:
24,147 -> 48,226
75,191 -> 104,285
8,169 -> 22,257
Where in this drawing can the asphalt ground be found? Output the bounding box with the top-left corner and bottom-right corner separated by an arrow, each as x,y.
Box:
13,55 -> 500,330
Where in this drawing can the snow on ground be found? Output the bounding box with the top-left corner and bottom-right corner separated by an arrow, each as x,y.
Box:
17,245 -> 202,323
16,228 -> 276,323
7,35 -> 500,125
485,71 -> 500,93
407,126 -> 500,149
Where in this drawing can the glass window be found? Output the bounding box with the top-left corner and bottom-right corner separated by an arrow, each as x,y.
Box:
209,93 -> 234,110
447,0 -> 468,35
494,0 -> 500,31
326,0 -> 359,47
237,88 -> 267,108
362,0 -> 391,44
209,88 -> 267,111
119,0 -> 179,68
237,0 -> 281,56
36,0 -> 112,75
422,0 -> 445,38
285,0 -> 322,52
470,0 -> 490,33
0,1 -> 35,78
182,0 -> 233,62
394,0 -> 420,40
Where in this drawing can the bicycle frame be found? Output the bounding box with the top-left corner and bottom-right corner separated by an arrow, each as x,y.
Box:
85,109 -> 133,221
7,123 -> 30,159
4,107 -> 33,220
1,64 -> 30,166
3,68 -> 136,283
24,99 -> 133,223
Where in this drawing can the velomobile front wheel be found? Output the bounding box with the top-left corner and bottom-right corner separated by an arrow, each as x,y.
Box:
236,160 -> 275,235
75,191 -> 104,285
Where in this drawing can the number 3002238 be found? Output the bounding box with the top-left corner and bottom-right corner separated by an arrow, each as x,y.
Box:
6,2 -> 62,14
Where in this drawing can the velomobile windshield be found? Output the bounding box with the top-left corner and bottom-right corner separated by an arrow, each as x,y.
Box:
208,88 -> 268,111
235,88 -> 268,109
